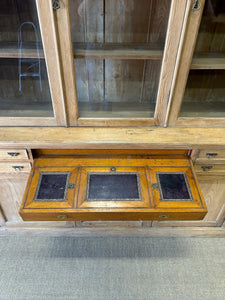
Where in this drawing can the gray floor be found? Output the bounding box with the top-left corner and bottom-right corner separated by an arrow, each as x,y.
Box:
0,236 -> 224,300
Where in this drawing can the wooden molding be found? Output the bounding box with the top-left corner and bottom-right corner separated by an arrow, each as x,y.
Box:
0,226 -> 224,237
0,127 -> 225,149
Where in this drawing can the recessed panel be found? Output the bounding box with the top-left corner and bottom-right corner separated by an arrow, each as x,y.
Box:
157,172 -> 193,202
87,173 -> 141,201
34,172 -> 70,202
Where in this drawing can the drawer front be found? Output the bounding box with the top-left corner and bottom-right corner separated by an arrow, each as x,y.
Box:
0,149 -> 29,161
196,150 -> 225,163
195,164 -> 225,175
20,156 -> 207,222
0,162 -> 31,173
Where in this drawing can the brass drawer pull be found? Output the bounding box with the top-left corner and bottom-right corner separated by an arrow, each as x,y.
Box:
7,152 -> 20,157
201,166 -> 213,172
57,215 -> 68,219
206,153 -> 218,159
12,166 -> 24,171
159,215 -> 170,219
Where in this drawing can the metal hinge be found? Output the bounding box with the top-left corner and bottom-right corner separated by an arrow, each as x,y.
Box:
52,0 -> 60,10
68,183 -> 76,189
192,0 -> 201,11
151,183 -> 159,189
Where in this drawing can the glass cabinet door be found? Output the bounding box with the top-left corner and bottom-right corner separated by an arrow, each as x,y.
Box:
68,0 -> 175,122
180,0 -> 225,119
0,0 -> 65,126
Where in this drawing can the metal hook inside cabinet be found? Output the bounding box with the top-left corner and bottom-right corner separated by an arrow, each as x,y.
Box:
18,22 -> 42,92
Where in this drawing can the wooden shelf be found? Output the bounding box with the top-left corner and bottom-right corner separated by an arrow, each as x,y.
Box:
74,49 -> 163,60
190,53 -> 225,70
0,42 -> 44,59
78,102 -> 155,118
73,43 -> 163,60
0,99 -> 53,118
180,102 -> 225,118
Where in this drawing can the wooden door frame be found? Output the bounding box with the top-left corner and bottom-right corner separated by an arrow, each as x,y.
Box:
154,0 -> 190,126
165,0 -> 225,127
36,0 -> 67,126
0,0 -> 67,126
56,0 -> 189,127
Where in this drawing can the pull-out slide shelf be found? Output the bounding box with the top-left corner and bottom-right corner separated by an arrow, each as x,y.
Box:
20,154 -> 207,221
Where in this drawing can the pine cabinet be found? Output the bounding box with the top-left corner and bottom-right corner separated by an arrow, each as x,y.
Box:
0,0 -> 225,229
1,0 -> 224,127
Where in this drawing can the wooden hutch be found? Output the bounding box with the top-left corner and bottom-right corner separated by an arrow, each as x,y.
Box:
0,0 -> 224,231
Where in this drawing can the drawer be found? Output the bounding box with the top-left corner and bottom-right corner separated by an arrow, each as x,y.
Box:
20,155 -> 207,222
0,149 -> 29,161
0,162 -> 31,173
196,150 -> 225,163
195,164 -> 225,176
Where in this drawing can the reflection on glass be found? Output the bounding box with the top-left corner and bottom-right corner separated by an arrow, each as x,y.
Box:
0,0 -> 53,117
70,0 -> 172,118
180,0 -> 225,118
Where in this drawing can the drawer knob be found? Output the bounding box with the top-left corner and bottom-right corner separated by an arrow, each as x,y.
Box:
201,166 -> 213,172
57,215 -> 68,219
7,152 -> 20,157
12,166 -> 24,171
206,153 -> 218,159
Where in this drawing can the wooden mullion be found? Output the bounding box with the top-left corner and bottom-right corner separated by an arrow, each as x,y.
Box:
154,0 -> 189,126
35,0 -> 67,126
53,0 -> 79,126
167,0 -> 206,126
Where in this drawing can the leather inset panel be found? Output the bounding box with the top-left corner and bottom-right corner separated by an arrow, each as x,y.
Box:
87,173 -> 141,201
34,172 -> 70,202
157,172 -> 193,202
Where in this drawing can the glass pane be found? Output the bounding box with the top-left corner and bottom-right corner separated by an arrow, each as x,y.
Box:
180,70 -> 225,118
70,0 -> 172,118
180,0 -> 225,118
0,0 -> 53,118
194,0 -> 225,55
87,173 -> 141,200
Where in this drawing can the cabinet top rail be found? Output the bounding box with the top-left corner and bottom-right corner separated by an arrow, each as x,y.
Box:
0,127 -> 224,149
